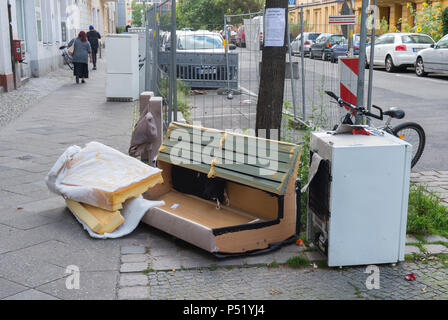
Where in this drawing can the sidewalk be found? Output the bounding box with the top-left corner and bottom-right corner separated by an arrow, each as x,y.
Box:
0,58 -> 145,299
0,58 -> 447,300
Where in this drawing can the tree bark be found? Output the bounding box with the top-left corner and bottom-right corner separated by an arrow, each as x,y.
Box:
255,0 -> 288,140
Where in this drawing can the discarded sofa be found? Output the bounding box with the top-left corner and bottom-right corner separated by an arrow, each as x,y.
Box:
142,122 -> 302,256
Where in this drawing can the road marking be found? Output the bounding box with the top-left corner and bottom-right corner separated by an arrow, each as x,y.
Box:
394,73 -> 448,84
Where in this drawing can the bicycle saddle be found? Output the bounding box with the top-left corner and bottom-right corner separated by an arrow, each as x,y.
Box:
383,107 -> 405,119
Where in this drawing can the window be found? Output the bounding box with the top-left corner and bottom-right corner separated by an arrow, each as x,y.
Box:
60,0 -> 67,42
177,35 -> 223,50
438,36 -> 448,49
35,0 -> 43,42
375,35 -> 386,45
329,35 -> 345,45
308,33 -> 320,41
45,0 -> 52,43
15,0 -> 26,47
384,35 -> 395,44
401,35 -> 434,44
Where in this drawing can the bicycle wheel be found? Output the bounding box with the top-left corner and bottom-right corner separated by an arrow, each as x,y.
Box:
392,122 -> 426,168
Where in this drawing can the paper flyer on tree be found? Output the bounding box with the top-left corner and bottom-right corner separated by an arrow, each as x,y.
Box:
264,8 -> 286,47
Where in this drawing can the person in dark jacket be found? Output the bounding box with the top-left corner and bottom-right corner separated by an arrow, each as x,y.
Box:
68,31 -> 92,84
87,25 -> 101,70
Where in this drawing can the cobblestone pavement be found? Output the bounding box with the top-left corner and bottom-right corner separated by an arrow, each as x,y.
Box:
117,259 -> 448,300
411,171 -> 448,207
0,66 -> 73,128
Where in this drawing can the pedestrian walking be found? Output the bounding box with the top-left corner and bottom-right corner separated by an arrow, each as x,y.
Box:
68,31 -> 92,84
87,25 -> 101,70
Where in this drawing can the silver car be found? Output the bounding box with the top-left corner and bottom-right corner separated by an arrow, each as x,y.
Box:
291,32 -> 321,56
415,34 -> 448,77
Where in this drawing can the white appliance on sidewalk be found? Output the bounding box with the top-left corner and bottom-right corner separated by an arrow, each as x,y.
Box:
106,34 -> 139,101
128,27 -> 147,94
307,131 -> 412,267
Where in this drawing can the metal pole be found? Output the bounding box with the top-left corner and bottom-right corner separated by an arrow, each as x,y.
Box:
355,0 -> 369,124
300,6 -> 306,121
224,15 -> 231,96
153,7 -> 159,96
145,7 -> 151,91
170,0 -> 177,122
366,0 -> 377,126
287,24 -> 297,119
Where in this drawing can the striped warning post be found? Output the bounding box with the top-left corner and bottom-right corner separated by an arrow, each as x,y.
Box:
339,57 -> 359,110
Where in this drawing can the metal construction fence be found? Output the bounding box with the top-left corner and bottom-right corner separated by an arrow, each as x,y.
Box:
141,1 -> 371,141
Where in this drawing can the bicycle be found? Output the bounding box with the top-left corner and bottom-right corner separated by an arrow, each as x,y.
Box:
59,45 -> 74,70
325,91 -> 426,168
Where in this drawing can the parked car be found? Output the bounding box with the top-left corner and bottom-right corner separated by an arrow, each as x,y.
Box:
365,33 -> 435,72
163,31 -> 236,83
291,32 -> 321,56
310,34 -> 345,61
329,34 -> 377,63
415,34 -> 448,77
236,25 -> 246,47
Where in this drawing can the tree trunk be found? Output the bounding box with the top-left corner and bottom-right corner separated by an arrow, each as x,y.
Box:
255,0 -> 288,140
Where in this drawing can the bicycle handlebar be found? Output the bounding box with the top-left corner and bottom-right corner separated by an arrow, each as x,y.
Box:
325,91 -> 383,121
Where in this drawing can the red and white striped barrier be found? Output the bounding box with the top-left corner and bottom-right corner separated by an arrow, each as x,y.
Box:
339,57 -> 359,109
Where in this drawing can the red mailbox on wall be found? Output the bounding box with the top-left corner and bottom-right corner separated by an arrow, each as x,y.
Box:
13,40 -> 25,62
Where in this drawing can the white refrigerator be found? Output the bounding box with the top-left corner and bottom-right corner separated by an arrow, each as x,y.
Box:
106,34 -> 139,101
307,131 -> 412,267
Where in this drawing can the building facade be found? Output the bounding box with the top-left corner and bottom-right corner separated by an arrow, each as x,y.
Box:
0,0 -> 117,92
289,0 -> 448,34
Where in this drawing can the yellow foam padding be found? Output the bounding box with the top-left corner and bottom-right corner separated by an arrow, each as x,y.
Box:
105,172 -> 164,211
208,157 -> 218,178
66,199 -> 125,234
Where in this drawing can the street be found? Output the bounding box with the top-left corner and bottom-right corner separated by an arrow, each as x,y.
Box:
189,47 -> 448,171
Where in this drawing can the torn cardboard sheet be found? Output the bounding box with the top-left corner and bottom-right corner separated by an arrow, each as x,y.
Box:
301,152 -> 323,193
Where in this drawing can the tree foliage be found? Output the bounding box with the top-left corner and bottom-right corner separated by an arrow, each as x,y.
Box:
131,1 -> 146,27
177,0 -> 264,30
442,7 -> 448,36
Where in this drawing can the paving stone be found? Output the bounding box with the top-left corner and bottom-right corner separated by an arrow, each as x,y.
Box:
117,286 -> 150,300
120,262 -> 149,273
0,251 -> 66,288
423,235 -> 448,243
37,271 -> 119,300
304,251 -> 326,262
406,235 -> 420,243
423,244 -> 448,255
405,245 -> 421,255
0,278 -> 28,299
121,245 -> 146,255
3,289 -> 59,300
119,273 -> 149,287
121,254 -> 149,263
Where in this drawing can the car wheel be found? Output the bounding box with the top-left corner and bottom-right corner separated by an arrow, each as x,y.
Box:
415,57 -> 428,77
385,55 -> 397,73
